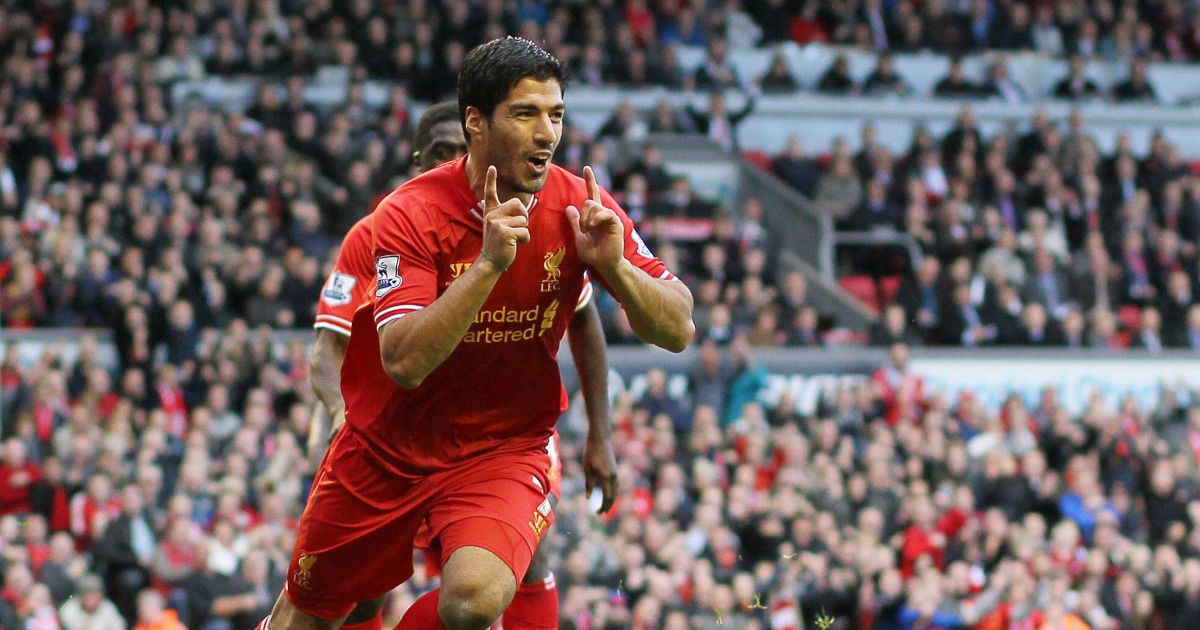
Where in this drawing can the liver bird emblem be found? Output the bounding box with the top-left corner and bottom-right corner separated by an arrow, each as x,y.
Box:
543,248 -> 565,280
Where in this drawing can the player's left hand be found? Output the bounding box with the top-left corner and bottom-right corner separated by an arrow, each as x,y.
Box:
583,434 -> 617,514
566,166 -> 624,274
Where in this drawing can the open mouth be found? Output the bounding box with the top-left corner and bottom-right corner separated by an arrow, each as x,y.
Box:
527,152 -> 551,172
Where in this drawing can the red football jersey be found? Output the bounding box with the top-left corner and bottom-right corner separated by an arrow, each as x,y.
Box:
314,216 -> 375,337
341,157 -> 675,476
316,213 -> 593,338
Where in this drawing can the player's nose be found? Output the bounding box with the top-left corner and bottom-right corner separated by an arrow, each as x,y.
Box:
531,113 -> 556,146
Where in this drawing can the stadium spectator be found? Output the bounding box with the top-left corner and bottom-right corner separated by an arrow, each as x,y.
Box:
1031,4 -> 1066,56
1114,57 -> 1158,102
980,59 -> 1028,103
684,91 -> 756,152
59,574 -> 126,630
773,137 -> 820,197
1054,55 -> 1101,100
1186,305 -> 1200,350
0,438 -> 42,515
862,53 -> 912,97
816,54 -> 857,95
870,304 -> 921,347
1132,306 -> 1166,353
694,37 -> 742,92
94,486 -> 155,621
933,57 -> 979,97
815,154 -> 864,223
649,176 -> 713,219
132,589 -> 185,630
596,99 -> 649,143
758,54 -> 800,94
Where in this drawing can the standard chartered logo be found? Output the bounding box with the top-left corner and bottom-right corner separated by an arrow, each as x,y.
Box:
473,306 -> 540,324
540,299 -> 559,335
463,300 -> 559,344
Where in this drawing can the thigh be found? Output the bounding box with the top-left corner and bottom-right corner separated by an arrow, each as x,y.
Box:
284,431 -> 430,620
426,452 -> 555,584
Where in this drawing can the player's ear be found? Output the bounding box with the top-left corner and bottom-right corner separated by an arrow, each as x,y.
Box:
412,150 -> 422,165
464,106 -> 485,141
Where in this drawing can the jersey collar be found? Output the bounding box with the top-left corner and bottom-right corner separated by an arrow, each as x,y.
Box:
455,156 -> 542,224
469,196 -> 540,223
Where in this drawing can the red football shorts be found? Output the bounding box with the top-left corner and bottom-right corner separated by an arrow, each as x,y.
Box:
418,431 -> 563,577
283,429 -> 556,620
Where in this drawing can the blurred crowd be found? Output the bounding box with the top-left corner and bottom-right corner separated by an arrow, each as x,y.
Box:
2,0 -> 1200,628
3,0 -> 1199,351
6,333 -> 1200,629
778,0 -> 1200,63
548,340 -> 1200,629
762,107 -> 1200,351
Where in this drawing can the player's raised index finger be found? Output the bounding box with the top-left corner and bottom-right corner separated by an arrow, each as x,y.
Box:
584,165 -> 601,203
484,165 -> 499,208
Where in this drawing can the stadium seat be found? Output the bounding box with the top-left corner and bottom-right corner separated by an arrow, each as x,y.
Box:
839,275 -> 880,314
878,275 -> 904,306
741,150 -> 773,172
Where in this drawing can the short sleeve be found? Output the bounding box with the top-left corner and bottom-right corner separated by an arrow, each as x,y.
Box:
314,219 -> 375,337
575,273 -> 594,313
371,199 -> 440,329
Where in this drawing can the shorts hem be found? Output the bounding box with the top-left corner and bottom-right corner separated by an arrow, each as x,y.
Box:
438,516 -> 533,581
282,584 -> 356,622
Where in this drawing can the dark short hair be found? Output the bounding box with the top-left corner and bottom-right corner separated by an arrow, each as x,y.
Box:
414,101 -> 461,152
457,37 -> 565,142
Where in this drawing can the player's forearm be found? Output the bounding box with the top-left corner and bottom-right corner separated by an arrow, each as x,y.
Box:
380,255 -> 503,389
568,302 -> 611,442
310,330 -> 349,415
596,259 -> 695,352
306,404 -> 332,471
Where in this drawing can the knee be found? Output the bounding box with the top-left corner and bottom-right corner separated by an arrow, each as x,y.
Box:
438,577 -> 515,630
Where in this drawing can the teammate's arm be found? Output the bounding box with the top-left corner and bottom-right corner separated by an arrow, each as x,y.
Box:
307,329 -> 347,467
380,166 -> 530,389
567,300 -> 617,513
567,167 -> 695,353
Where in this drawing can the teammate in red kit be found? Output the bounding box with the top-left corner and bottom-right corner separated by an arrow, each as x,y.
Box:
305,101 -> 606,630
264,37 -> 693,630
307,102 -> 468,468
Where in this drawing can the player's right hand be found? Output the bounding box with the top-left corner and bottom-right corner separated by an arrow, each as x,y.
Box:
480,165 -> 530,271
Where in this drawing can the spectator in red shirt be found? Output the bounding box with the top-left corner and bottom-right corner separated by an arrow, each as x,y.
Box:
873,342 -> 926,426
900,495 -> 947,578
70,473 -> 122,545
23,514 -> 51,576
0,258 -> 47,328
0,438 -> 42,515
624,0 -> 657,47
29,456 -> 70,532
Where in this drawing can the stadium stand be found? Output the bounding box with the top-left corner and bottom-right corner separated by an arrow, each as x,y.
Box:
2,0 -> 1200,627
